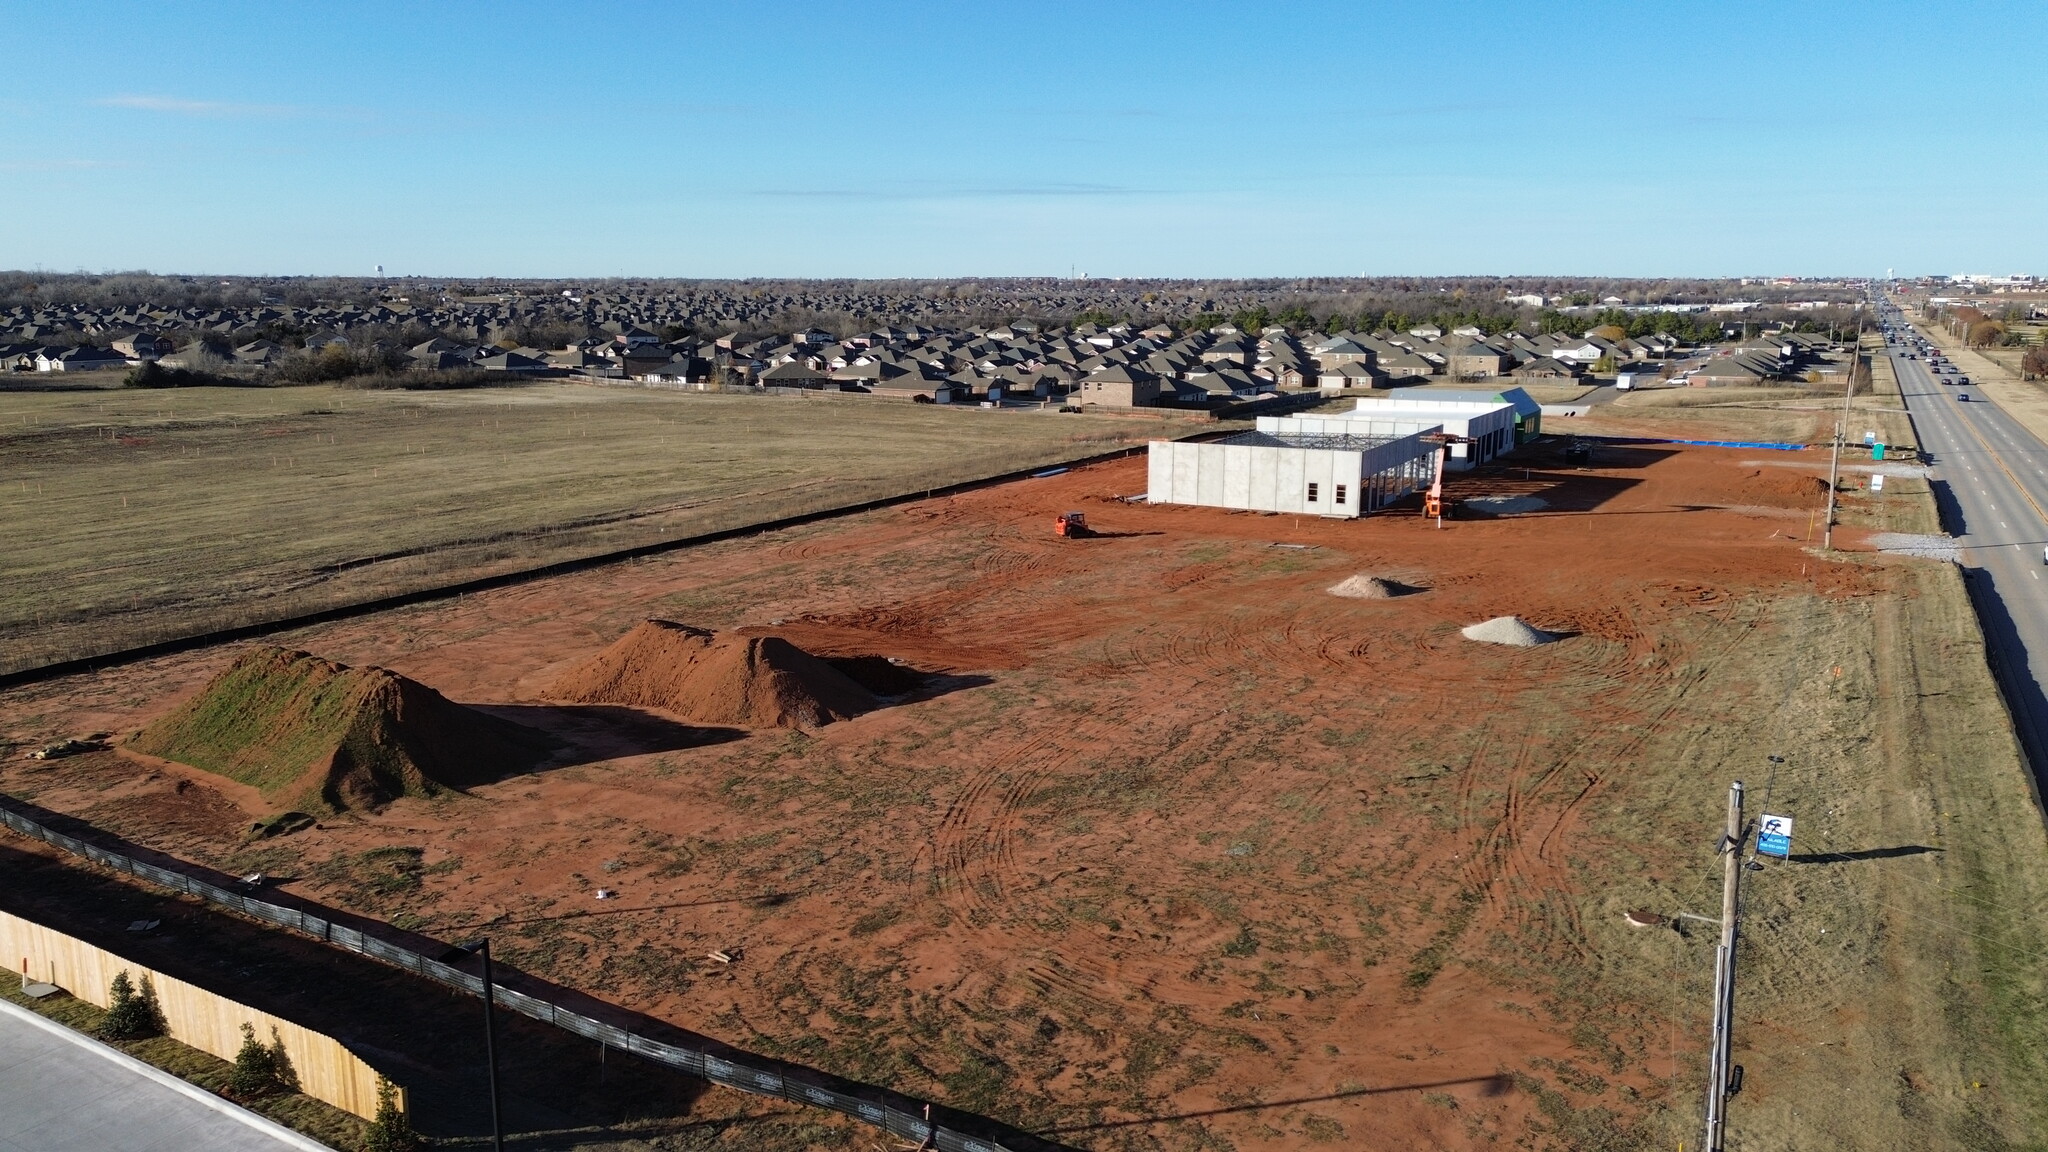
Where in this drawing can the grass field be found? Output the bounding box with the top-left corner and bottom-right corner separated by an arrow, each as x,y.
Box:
0,383 -> 1201,676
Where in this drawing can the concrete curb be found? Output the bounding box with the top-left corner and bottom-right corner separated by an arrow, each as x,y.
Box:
0,995 -> 339,1151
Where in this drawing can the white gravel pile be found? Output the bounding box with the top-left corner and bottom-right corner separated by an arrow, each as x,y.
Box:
1328,574 -> 1415,599
1868,532 -> 1961,562
1466,495 -> 1549,514
1461,616 -> 1559,647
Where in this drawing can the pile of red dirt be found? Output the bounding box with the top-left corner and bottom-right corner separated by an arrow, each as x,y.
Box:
128,647 -> 556,814
546,620 -> 878,729
1728,467 -> 1832,508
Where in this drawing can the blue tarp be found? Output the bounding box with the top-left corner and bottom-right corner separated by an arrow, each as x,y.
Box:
1579,435 -> 1807,452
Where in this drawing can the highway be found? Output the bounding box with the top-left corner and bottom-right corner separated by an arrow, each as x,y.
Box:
1884,312 -> 2048,778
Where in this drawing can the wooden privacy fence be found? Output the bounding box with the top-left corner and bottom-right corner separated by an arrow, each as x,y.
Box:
1,909 -> 388,1119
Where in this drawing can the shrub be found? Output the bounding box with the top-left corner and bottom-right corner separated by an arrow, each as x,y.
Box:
273,344 -> 410,384
125,361 -> 246,389
228,1022 -> 299,1098
360,1078 -> 421,1152
99,971 -> 166,1040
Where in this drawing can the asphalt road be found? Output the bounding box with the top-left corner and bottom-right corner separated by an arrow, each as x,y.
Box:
1886,325 -> 2048,778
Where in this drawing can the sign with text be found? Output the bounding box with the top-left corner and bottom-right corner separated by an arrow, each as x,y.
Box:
1757,814 -> 1794,858
1871,474 -> 1886,492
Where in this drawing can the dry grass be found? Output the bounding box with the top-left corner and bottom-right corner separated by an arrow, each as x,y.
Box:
0,383 -> 1201,674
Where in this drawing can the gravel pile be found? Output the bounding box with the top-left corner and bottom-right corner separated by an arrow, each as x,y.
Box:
1460,616 -> 1559,647
1465,495 -> 1549,514
1868,532 -> 1961,562
1328,574 -> 1419,599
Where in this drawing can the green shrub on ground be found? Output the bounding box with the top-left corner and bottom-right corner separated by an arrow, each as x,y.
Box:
98,971 -> 166,1040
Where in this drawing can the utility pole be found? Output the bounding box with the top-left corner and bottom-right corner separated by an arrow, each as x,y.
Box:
459,939 -> 506,1152
1822,314 -> 1859,551
1704,781 -> 1748,1152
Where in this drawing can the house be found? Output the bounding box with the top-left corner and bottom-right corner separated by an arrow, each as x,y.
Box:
37,345 -> 128,372
1509,357 -> 1582,383
1200,339 -> 1251,368
1376,349 -> 1438,379
1077,364 -> 1161,408
110,333 -> 173,360
232,339 -> 285,366
1311,337 -> 1377,374
1318,361 -> 1392,393
1447,341 -> 1515,378
759,359 -> 832,388
476,351 -> 550,374
1189,366 -> 1267,398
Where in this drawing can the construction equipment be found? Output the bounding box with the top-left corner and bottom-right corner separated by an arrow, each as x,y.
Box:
1419,434 -> 1473,521
1054,510 -> 1093,538
1562,436 -> 1592,466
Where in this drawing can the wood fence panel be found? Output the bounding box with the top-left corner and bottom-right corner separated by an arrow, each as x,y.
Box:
1,909 -> 386,1119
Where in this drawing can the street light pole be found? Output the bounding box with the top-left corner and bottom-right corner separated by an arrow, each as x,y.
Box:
462,939 -> 506,1152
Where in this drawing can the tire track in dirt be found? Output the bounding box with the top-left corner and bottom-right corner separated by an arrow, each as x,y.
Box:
920,706 -> 1140,937
1438,592 -> 1748,963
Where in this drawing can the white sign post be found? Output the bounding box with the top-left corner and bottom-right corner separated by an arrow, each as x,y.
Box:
1757,814 -> 1793,858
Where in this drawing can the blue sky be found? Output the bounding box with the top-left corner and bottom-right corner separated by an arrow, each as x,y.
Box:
3,1 -> 2042,278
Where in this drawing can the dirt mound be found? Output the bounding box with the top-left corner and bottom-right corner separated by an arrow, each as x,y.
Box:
129,647 -> 556,814
1460,616 -> 1560,647
1327,574 -> 1421,599
1730,468 -> 1831,507
547,620 -> 878,728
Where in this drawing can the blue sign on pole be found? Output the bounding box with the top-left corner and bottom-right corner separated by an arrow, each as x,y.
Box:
1757,814 -> 1793,858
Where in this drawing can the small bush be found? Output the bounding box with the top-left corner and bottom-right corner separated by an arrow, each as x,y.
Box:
360,1078 -> 421,1152
228,1022 -> 298,1098
99,971 -> 166,1040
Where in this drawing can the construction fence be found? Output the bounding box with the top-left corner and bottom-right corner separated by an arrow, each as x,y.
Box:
2,909 -> 388,1118
0,801 -> 1032,1152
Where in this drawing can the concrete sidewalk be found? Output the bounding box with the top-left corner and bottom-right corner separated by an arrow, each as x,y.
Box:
0,997 -> 331,1151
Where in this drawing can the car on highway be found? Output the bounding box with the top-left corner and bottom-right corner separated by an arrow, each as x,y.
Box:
1958,394 -> 1971,402
1958,376 -> 1971,386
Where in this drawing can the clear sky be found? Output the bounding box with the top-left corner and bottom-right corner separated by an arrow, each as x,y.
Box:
3,0 -> 2042,279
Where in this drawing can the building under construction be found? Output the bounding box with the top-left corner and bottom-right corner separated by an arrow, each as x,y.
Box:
1146,426 -> 1440,518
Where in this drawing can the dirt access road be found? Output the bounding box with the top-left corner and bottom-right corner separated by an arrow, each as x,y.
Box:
4,431 -> 2044,1151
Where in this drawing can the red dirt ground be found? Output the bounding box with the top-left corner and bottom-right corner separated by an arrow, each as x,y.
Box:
0,438 -> 1890,1150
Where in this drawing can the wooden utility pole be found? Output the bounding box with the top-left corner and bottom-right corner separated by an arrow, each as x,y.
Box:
1704,781 -> 1747,1152
1822,315 -> 1861,551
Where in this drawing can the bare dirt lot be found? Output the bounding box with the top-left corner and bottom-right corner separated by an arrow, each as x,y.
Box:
5,432 -> 2046,1151
0,383 -> 1198,675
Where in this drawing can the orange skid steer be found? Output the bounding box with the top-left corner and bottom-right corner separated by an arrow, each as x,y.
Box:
1054,511 -> 1092,538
